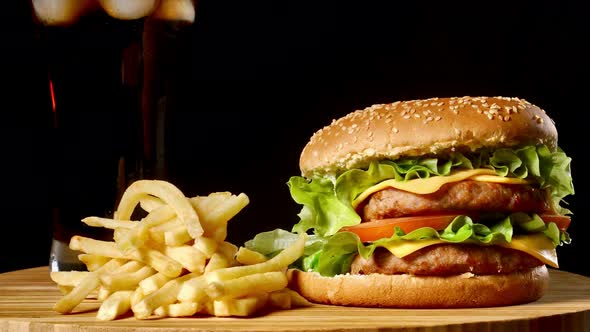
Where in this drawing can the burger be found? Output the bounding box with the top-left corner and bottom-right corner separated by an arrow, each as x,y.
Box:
245,96 -> 574,308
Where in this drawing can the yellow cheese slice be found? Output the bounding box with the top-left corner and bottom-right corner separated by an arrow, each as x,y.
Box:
498,234 -> 558,268
352,169 -> 533,208
380,234 -> 558,268
469,175 -> 534,185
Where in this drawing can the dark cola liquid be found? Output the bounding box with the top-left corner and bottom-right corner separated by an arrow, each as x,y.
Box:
37,11 -> 195,270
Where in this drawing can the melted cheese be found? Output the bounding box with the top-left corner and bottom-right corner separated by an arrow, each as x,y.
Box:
380,234 -> 558,268
352,169 -> 534,208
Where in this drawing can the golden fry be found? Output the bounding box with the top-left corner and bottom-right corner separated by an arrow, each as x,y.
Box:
97,290 -> 133,321
82,216 -> 135,229
206,271 -> 288,300
154,302 -> 200,317
235,246 -> 268,265
69,236 -> 125,259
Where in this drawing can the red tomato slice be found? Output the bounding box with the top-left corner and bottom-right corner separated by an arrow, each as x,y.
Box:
340,215 -> 459,242
341,214 -> 571,242
539,214 -> 571,231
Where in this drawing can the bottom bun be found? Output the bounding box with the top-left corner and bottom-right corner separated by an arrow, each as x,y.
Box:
287,266 -> 549,308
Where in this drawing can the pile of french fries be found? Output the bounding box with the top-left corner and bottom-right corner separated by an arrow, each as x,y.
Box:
50,180 -> 310,320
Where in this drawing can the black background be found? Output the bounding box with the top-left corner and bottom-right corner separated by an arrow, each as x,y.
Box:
4,1 -> 589,276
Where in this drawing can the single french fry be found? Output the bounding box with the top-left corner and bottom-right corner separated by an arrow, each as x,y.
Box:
177,275 -> 207,303
164,245 -> 206,273
138,273 -> 171,295
82,216 -> 136,229
154,302 -> 200,317
235,247 -> 268,265
132,273 -> 196,319
114,180 -> 202,238
70,236 -> 125,258
97,290 -> 133,321
213,293 -> 268,317
206,234 -> 304,283
206,271 -> 288,300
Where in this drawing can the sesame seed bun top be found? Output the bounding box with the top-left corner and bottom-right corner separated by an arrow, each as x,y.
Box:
300,96 -> 558,178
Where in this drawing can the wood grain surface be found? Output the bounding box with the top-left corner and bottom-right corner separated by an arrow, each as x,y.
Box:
1,266 -> 590,332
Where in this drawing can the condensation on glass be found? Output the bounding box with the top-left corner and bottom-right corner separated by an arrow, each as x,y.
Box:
31,0 -> 196,272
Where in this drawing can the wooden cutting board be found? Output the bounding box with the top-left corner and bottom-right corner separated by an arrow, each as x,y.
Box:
1,266 -> 590,332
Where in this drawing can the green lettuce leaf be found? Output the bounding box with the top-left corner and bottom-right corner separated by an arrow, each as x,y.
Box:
289,144 -> 574,238
245,214 -> 569,277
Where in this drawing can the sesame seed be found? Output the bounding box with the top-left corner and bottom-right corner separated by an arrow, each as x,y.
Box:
393,127 -> 399,133
414,114 -> 421,118
487,114 -> 494,120
403,115 -> 411,119
435,116 -> 442,121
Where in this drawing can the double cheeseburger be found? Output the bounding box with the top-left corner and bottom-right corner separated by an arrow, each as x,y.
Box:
246,96 -> 574,308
